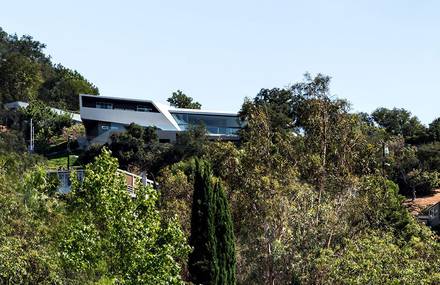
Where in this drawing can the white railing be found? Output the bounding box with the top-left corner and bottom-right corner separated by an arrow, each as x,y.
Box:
47,168 -> 155,194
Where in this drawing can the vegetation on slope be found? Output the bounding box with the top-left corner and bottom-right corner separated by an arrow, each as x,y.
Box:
0,27 -> 439,284
0,27 -> 98,110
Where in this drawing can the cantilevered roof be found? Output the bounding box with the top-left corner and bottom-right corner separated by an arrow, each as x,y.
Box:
80,94 -> 239,116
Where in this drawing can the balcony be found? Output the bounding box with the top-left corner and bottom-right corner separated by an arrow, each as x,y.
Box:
47,168 -> 155,195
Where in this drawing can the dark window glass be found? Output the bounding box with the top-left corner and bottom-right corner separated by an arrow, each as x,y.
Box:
82,96 -> 159,113
170,112 -> 241,135
96,102 -> 113,109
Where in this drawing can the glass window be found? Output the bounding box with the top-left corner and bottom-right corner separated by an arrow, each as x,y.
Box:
172,113 -> 189,125
171,112 -> 241,135
137,105 -> 153,112
96,102 -> 113,109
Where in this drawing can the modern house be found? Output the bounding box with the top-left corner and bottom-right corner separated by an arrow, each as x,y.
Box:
406,189 -> 440,229
79,94 -> 242,144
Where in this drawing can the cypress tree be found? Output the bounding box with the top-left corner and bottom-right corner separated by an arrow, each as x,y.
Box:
188,159 -> 236,285
213,181 -> 236,285
188,159 -> 218,284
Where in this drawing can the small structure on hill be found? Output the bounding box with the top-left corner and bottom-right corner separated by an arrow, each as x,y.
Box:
4,101 -> 82,123
405,189 -> 440,229
418,202 -> 440,227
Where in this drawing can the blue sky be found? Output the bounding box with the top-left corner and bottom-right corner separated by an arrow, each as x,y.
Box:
1,0 -> 438,124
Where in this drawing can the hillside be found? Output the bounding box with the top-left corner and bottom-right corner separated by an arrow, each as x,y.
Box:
0,27 -> 98,111
0,29 -> 439,284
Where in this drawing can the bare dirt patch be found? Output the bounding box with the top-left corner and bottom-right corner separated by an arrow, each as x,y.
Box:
404,189 -> 440,215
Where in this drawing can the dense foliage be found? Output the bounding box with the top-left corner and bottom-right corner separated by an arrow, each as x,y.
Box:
0,150 -> 189,284
1,27 -> 439,284
159,74 -> 440,284
0,27 -> 98,110
61,149 -> 189,284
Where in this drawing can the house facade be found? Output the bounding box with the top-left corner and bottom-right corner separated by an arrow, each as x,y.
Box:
79,94 -> 242,144
418,202 -> 440,228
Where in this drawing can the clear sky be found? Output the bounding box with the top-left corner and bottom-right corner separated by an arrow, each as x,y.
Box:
1,0 -> 438,124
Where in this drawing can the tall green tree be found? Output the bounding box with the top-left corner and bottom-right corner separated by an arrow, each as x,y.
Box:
167,90 -> 201,109
38,64 -> 99,111
213,181 -> 236,285
108,123 -> 173,174
21,100 -> 73,151
428,117 -> 440,142
188,160 -> 236,285
0,27 -> 98,109
371,107 -> 427,143
0,53 -> 43,103
291,73 -> 368,205
240,88 -> 294,135
61,148 -> 189,284
0,153 -> 63,284
188,160 -> 218,284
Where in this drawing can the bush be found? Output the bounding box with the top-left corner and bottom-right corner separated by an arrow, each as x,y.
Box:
0,130 -> 27,153
318,231 -> 440,284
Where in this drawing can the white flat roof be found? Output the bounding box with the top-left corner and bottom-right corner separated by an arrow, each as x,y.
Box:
4,101 -> 82,122
80,94 -> 239,116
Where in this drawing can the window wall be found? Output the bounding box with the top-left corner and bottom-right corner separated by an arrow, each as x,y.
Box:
82,96 -> 159,113
171,112 -> 241,135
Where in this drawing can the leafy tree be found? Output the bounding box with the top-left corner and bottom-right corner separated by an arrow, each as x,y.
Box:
291,73 -> 370,206
0,154 -> 64,284
371,107 -> 428,143
158,160 -> 195,236
357,111 -> 375,126
240,88 -> 293,135
76,143 -> 104,166
175,124 -> 208,159
417,142 -> 440,171
21,100 -> 73,151
108,123 -> 172,174
61,148 -> 189,284
167,90 -> 201,109
428,117 -> 440,142
61,123 -> 85,141
407,169 -> 440,196
0,27 -> 98,109
0,28 -> 48,63
39,64 -> 99,111
318,231 -> 440,284
0,52 -> 43,103
385,138 -> 440,197
230,103 -> 303,284
0,129 -> 27,153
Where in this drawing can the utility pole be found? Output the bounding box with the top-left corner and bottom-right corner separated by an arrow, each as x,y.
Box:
29,119 -> 34,153
382,141 -> 389,177
67,135 -> 71,170
381,141 -> 389,192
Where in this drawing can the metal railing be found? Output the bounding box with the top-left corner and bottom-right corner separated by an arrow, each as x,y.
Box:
47,168 -> 155,194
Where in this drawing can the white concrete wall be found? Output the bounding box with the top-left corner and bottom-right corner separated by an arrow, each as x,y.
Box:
80,107 -> 180,131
